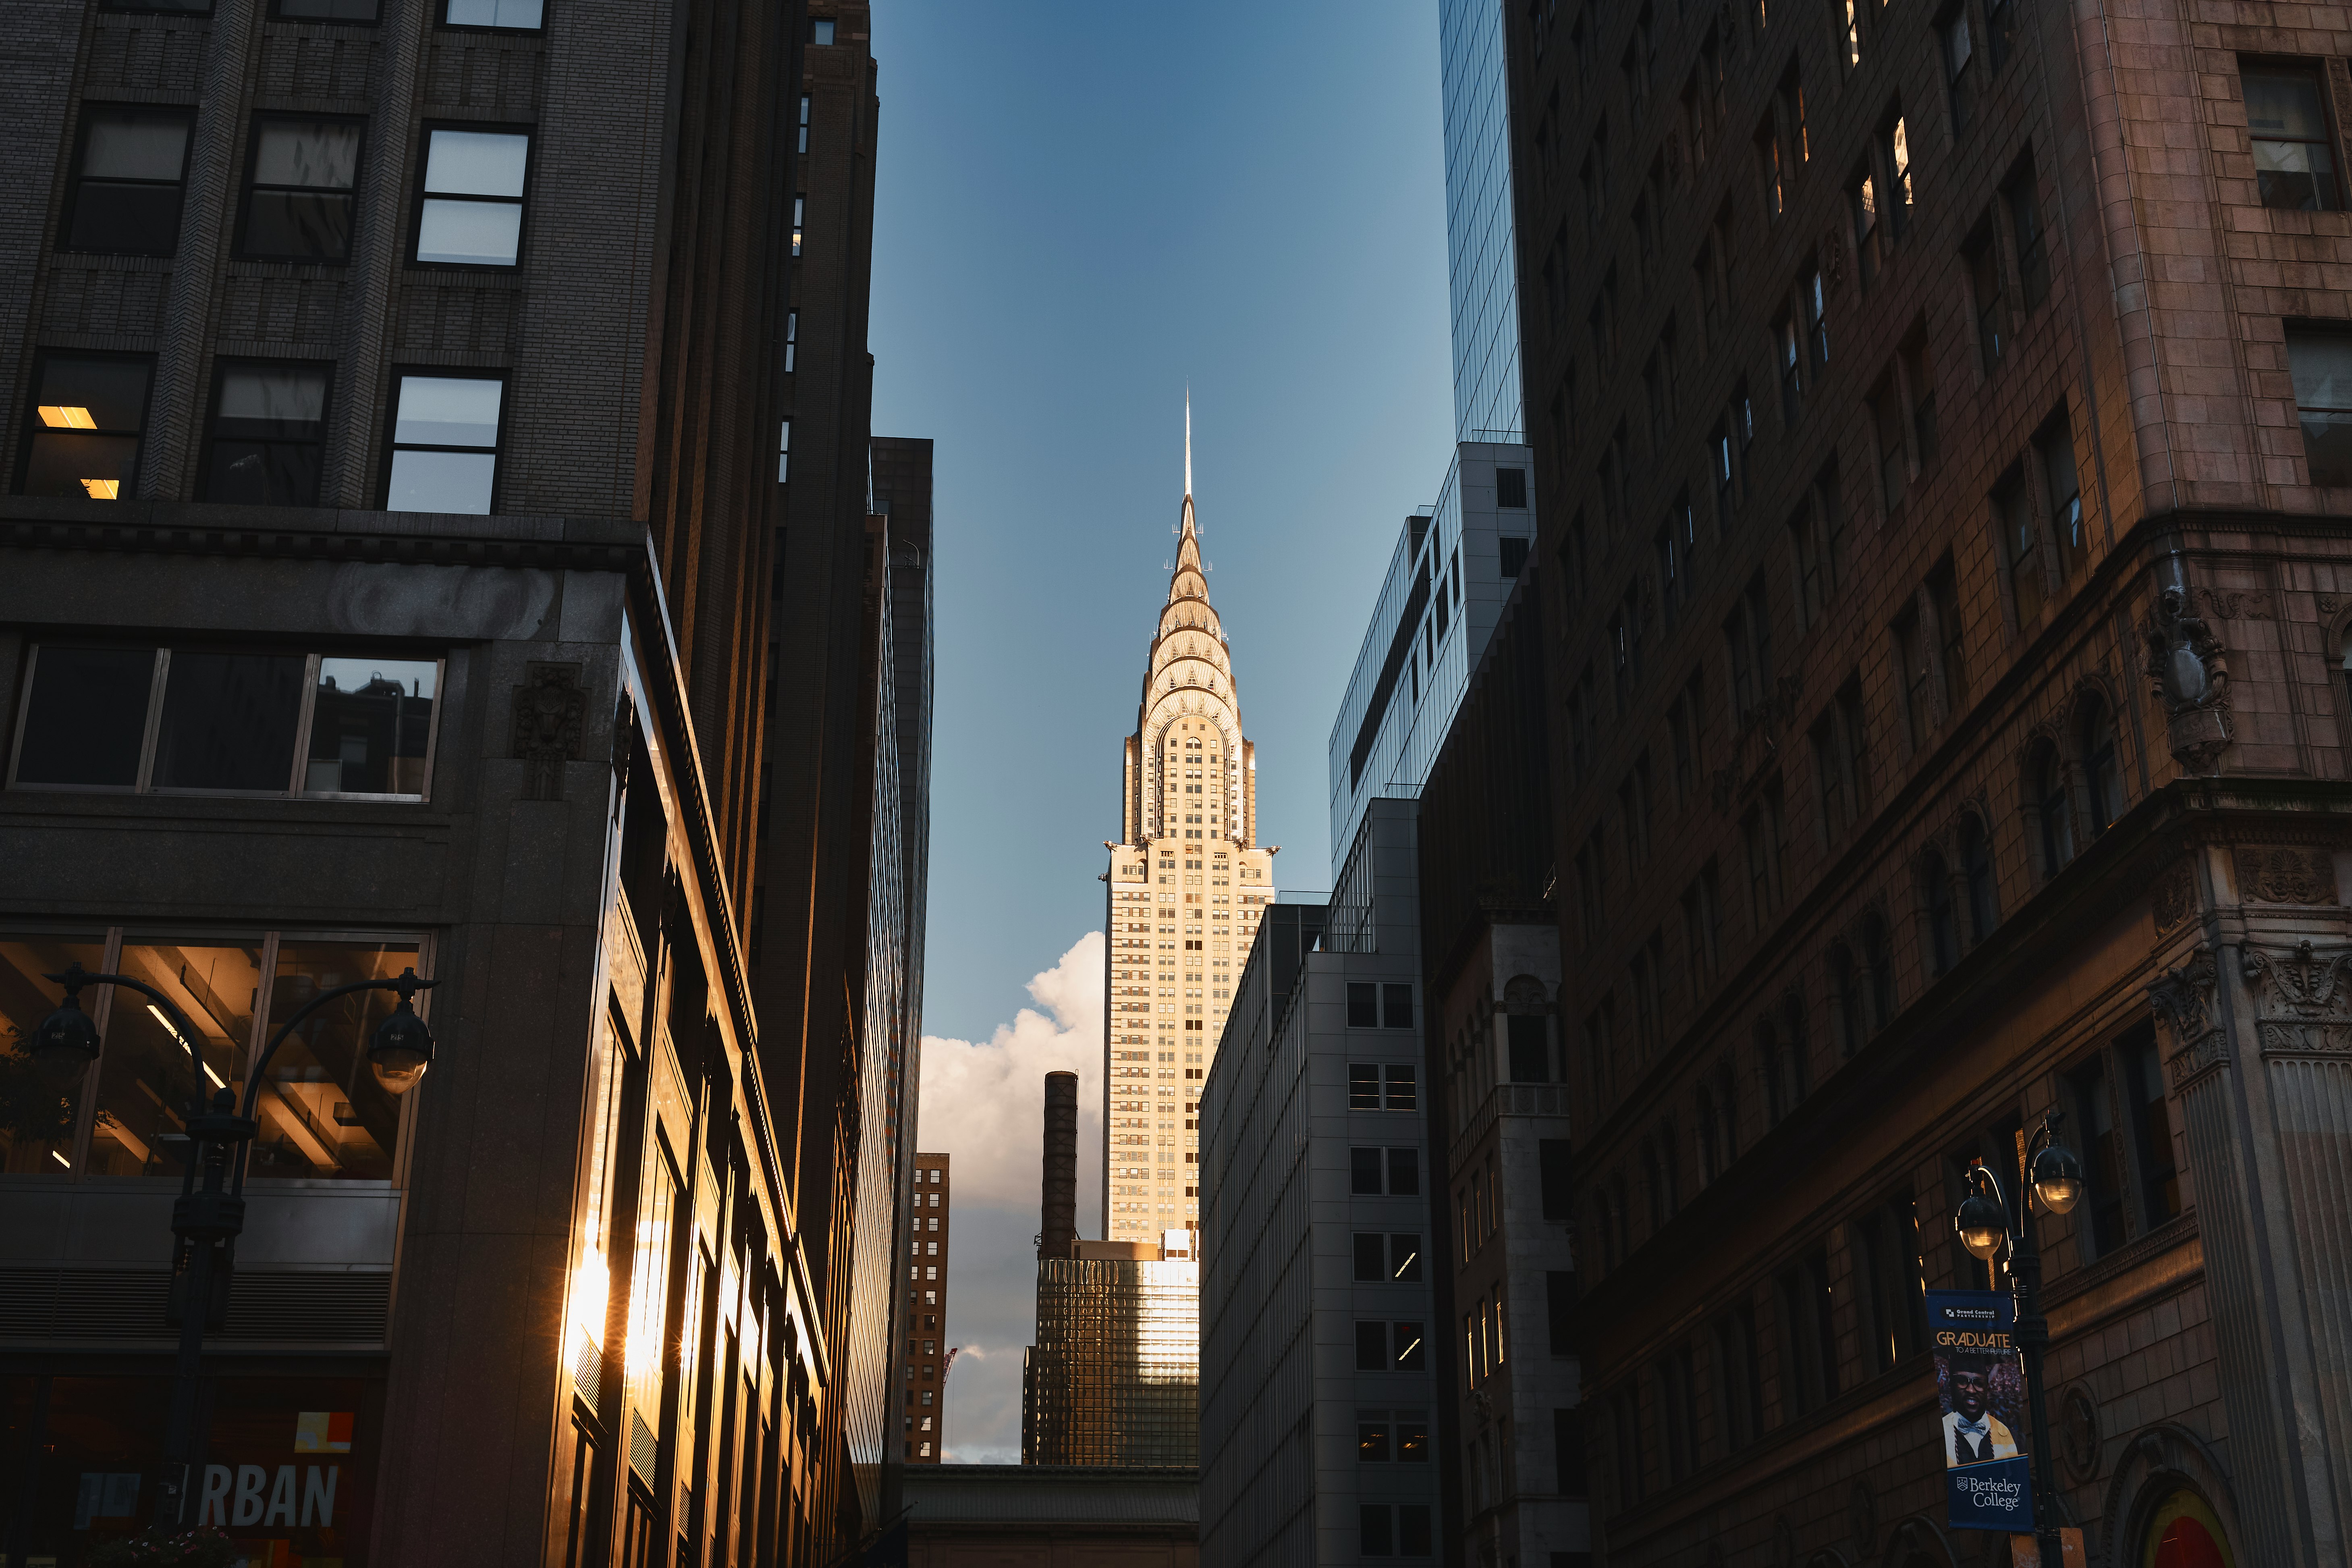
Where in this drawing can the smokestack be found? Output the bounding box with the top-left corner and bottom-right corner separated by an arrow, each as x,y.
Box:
1040,1071 -> 1078,1260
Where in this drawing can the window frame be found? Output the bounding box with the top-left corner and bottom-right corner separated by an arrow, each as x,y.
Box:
6,644 -> 445,801
2240,59 -> 2344,212
197,357 -> 336,506
237,113 -> 367,262
383,366 -> 509,514
438,0 -> 546,32
408,122 -> 535,270
272,0 -> 383,21
15,347 -> 156,500
60,104 -> 196,257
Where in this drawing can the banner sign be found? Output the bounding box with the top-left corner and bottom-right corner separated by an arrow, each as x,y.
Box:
1926,1289 -> 2035,1533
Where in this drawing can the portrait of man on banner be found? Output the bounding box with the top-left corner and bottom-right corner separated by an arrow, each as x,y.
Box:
1927,1289 -> 2036,1533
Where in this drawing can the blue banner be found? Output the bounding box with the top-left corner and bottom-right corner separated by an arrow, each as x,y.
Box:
1926,1290 -> 2034,1534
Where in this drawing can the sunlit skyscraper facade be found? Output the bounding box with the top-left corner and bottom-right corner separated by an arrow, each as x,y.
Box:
1440,0 -> 1525,441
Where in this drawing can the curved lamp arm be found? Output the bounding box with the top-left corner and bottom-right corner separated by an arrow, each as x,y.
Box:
43,963 -> 214,1111
232,968 -> 438,1191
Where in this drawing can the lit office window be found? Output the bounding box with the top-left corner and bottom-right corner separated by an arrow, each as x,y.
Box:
64,107 -> 193,254
243,118 -> 363,259
388,373 -> 504,513
19,353 -> 151,500
415,128 -> 529,266
203,363 -> 331,505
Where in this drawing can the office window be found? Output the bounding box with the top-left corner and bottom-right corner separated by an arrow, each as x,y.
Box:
1384,984 -> 1414,1029
2066,1023 -> 2182,1263
19,353 -> 152,500
1855,1197 -> 1925,1370
797,93 -> 812,154
1904,334 -> 1939,466
1497,465 -> 1528,508
1931,565 -> 1967,714
1995,468 -> 2044,625
2243,64 -> 2340,210
1387,1234 -> 1422,1282
1942,5 -> 1976,131
241,118 -> 362,260
1961,812 -> 1998,941
2008,168 -> 2050,309
811,17 -> 834,43
1358,1414 -> 1393,1461
1385,1065 -> 1418,1111
202,363 -> 331,505
778,417 -> 791,482
1354,1232 -> 1388,1281
1777,314 -> 1803,422
1508,1013 -> 1551,1083
1923,847 -> 1959,975
793,193 -> 805,256
1779,1248 -> 1839,1411
2039,420 -> 2087,580
1895,609 -> 1932,749
1351,1147 -> 1385,1194
1851,167 -> 1881,287
1348,982 -> 1379,1028
1391,1321 -> 1426,1371
2081,698 -> 2122,835
1873,380 -> 1908,515
1968,224 -> 2006,369
1880,114 -> 1913,232
10,643 -> 440,799
387,372 -> 504,513
415,127 -> 529,266
2287,327 -> 2352,484
1349,1062 -> 1383,1111
446,0 -> 543,27
1387,1148 -> 1421,1195
64,107 -> 193,255
2032,739 -> 2074,876
1500,536 -> 1530,577
784,308 -> 799,373
1804,268 -> 1829,370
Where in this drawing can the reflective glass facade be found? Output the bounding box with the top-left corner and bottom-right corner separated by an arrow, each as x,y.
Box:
1325,442 -> 1535,865
1024,1258 -> 1200,1466
1441,0 -> 1524,440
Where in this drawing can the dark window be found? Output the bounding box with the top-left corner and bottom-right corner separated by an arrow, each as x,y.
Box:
1398,1414 -> 1428,1461
2123,1025 -> 2182,1225
1501,536 -> 1531,578
1943,5 -> 1976,130
18,352 -> 152,500
387,371 -> 504,513
1356,1321 -> 1388,1371
152,652 -> 308,792
2244,64 -> 2340,210
63,107 -> 193,254
1856,1198 -> 1925,1369
1355,1232 -> 1387,1281
414,127 -> 529,265
2081,699 -> 2122,835
1397,1504 -> 1432,1555
1540,1139 -> 1573,1220
1968,225 -> 2006,369
1547,1271 -> 1578,1354
2070,1056 -> 2130,1255
1962,814 -> 1998,941
1924,849 -> 1958,975
1351,1147 -> 1385,1195
1392,1321 -> 1426,1371
2039,420 -> 2088,581
241,118 -> 362,259
1385,1065 -> 1418,1111
2034,741 -> 2074,875
1360,1504 -> 1394,1556
1358,1418 -> 1391,1461
1389,1234 -> 1422,1281
2287,328 -> 2352,485
202,362 -> 331,505
1497,466 -> 1528,508
1715,1306 -> 1764,1447
1509,1014 -> 1551,1082
1779,1248 -> 1839,1411
2008,168 -> 2050,309
1384,984 -> 1414,1029
278,0 -> 379,19
1386,1148 -> 1421,1195
1996,468 -> 2045,624
445,0 -> 543,26
10,646 -> 157,787
1348,982 -> 1380,1028
1350,1063 -> 1383,1111
1554,1408 -> 1586,1492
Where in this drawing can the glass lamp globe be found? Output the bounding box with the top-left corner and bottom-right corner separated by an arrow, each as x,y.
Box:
1954,1188 -> 2009,1261
2031,1141 -> 2085,1215
367,997 -> 436,1096
29,997 -> 103,1088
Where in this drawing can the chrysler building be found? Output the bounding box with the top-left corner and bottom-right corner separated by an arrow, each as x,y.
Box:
1101,406 -> 1275,1244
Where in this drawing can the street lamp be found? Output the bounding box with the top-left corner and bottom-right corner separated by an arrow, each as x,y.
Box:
31,961 -> 440,1526
1953,1111 -> 2082,1564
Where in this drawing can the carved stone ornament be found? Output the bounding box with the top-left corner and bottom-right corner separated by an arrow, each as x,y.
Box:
2153,861 -> 2197,932
2242,940 -> 2352,1055
2319,593 -> 2343,618
2146,950 -> 2226,1086
513,661 -> 588,801
2142,586 -> 2232,774
2234,846 -> 2339,906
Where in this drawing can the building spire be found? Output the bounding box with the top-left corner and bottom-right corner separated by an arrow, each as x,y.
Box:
1184,386 -> 1193,501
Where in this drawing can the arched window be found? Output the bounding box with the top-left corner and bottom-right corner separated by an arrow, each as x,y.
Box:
1829,943 -> 1865,1055
1922,847 -> 1958,976
1961,812 -> 1998,942
2032,739 -> 2074,875
1861,911 -> 1895,1027
2081,696 -> 2122,836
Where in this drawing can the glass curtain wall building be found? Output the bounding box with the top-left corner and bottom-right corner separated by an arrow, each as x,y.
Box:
1326,443 -> 1535,867
1024,1254 -> 1201,1467
1440,0 -> 1526,442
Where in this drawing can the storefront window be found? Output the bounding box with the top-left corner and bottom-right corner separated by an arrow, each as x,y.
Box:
0,930 -> 109,1172
1,1373 -> 380,1564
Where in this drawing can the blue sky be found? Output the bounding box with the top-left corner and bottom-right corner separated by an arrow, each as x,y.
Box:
870,1 -> 1457,1460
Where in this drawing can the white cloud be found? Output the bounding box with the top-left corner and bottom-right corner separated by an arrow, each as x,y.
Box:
919,931 -> 1104,1463
919,929 -> 1104,1213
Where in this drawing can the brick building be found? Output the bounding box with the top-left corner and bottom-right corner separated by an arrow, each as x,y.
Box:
1503,0 -> 2352,1563
906,1150 -> 950,1462
0,0 -> 927,1562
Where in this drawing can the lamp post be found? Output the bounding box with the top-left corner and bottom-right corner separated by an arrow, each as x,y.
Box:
28,962 -> 439,1527
1953,1111 -> 2085,1566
